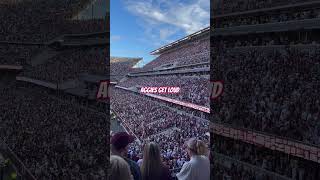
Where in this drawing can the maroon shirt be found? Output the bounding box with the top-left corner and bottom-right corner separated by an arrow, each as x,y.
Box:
160,165 -> 172,180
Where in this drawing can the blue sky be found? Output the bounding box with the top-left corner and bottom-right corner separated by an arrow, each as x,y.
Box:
110,0 -> 209,67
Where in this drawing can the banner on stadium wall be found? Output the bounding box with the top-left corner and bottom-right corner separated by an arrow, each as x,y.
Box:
96,80 -> 110,99
115,85 -> 210,113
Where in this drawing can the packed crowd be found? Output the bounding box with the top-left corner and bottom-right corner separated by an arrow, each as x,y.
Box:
212,1 -> 320,178
21,47 -> 107,82
215,8 -> 320,28
61,19 -> 107,35
213,47 -> 320,145
213,0 -> 320,146
0,44 -> 43,65
142,38 -> 209,70
0,84 -> 108,180
213,0 -> 317,15
110,133 -> 210,180
110,87 -> 209,170
0,1 -> 108,179
118,75 -> 209,107
214,136 -> 320,179
0,0 -> 105,42
110,29 -> 210,174
110,58 -> 140,81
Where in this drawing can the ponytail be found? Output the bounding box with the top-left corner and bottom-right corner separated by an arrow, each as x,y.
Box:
187,138 -> 208,156
195,140 -> 208,156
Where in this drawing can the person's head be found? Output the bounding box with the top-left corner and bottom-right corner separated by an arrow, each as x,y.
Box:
110,155 -> 133,180
185,138 -> 208,157
110,132 -> 135,157
141,142 -> 163,180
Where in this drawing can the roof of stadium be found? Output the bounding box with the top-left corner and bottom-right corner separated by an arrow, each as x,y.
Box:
110,56 -> 142,64
150,26 -> 210,55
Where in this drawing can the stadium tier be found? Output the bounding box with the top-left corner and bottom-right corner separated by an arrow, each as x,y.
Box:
0,84 -> 108,179
0,0 -> 108,179
0,44 -> 43,66
142,37 -> 209,71
111,87 -> 209,171
0,0 -> 106,42
212,0 -> 318,15
20,47 -> 107,83
110,57 -> 141,82
212,0 -> 320,179
117,75 -> 209,107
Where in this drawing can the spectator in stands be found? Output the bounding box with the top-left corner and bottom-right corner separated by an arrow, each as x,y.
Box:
110,155 -> 133,180
176,138 -> 210,180
137,153 -> 143,167
110,132 -> 142,180
140,142 -> 172,180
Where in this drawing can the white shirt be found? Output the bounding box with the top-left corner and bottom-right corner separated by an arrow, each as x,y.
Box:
176,155 -> 210,180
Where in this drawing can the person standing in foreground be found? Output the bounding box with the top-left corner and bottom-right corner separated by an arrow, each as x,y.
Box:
110,132 -> 142,180
110,155 -> 133,180
176,138 -> 210,180
140,142 -> 172,180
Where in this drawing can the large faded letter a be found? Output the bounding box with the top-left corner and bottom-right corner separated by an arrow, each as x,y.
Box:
96,80 -> 110,100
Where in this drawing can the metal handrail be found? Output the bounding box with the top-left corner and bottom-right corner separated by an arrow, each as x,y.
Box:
0,140 -> 37,180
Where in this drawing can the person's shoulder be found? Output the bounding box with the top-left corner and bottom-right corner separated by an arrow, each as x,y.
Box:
200,155 -> 209,160
199,156 -> 210,167
125,158 -> 139,168
176,161 -> 192,178
199,155 -> 210,162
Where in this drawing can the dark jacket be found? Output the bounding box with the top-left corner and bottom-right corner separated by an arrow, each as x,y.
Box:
141,164 -> 172,180
125,157 -> 142,180
160,165 -> 172,180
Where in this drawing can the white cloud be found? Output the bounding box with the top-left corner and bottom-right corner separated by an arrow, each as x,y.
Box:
159,28 -> 178,41
124,0 -> 209,43
111,35 -> 122,42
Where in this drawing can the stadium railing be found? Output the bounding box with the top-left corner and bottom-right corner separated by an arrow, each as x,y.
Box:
213,18 -> 320,36
214,0 -> 320,17
213,152 -> 292,180
212,122 -> 320,163
0,140 -> 37,180
111,110 -> 142,144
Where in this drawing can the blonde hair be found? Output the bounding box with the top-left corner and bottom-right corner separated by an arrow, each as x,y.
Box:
110,155 -> 133,180
141,142 -> 163,180
186,138 -> 208,156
